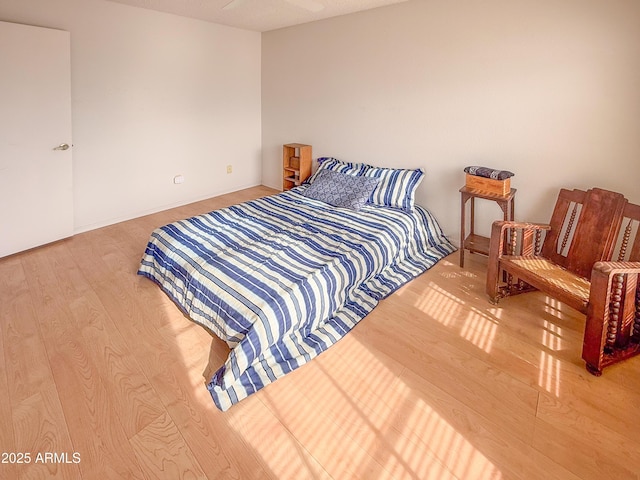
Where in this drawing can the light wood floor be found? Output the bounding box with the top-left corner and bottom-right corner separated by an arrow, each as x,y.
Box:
1,185 -> 639,480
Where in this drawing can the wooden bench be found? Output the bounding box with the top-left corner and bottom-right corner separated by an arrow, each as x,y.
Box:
486,187 -> 640,375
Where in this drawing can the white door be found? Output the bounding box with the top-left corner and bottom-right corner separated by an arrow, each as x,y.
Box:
0,21 -> 73,258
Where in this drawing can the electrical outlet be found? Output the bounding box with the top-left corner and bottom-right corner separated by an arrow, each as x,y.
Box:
226,165 -> 233,174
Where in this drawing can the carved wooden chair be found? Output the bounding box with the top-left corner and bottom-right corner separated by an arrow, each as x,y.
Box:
485,187 -> 640,375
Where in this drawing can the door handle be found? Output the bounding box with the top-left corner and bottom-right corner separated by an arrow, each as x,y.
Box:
53,143 -> 70,151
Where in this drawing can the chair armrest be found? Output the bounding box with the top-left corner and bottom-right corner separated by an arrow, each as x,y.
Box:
486,221 -> 551,302
587,262 -> 640,324
491,220 -> 551,234
589,261 -> 640,319
583,261 -> 640,373
489,221 -> 551,258
592,261 -> 640,276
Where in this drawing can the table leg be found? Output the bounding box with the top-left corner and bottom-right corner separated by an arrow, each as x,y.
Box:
460,193 -> 466,267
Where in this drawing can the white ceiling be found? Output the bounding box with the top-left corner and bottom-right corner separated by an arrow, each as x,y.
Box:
104,0 -> 410,32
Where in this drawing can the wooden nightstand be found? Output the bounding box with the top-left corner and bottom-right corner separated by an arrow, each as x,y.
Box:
459,186 -> 516,267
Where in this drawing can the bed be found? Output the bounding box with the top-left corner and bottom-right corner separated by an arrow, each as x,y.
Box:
138,160 -> 455,410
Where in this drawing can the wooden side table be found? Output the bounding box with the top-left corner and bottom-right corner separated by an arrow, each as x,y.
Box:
283,143 -> 312,191
459,186 -> 516,267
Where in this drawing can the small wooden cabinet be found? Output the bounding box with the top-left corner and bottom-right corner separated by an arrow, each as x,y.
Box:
283,143 -> 312,191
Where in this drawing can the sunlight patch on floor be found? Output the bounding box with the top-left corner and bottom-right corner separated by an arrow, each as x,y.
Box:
412,282 -> 460,327
543,296 -> 578,324
539,320 -> 562,397
241,333 -> 504,480
414,282 -> 499,353
394,380 -> 503,480
460,310 -> 498,353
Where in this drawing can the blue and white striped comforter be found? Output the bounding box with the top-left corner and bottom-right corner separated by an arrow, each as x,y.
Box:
138,188 -> 455,410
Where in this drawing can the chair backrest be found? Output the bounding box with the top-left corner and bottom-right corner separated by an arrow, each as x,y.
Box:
541,188 -> 627,278
617,201 -> 640,262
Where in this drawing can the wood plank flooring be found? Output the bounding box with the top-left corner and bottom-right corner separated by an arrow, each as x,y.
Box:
1,185 -> 639,480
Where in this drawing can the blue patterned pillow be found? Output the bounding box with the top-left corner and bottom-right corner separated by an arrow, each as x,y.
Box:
363,166 -> 425,211
303,170 -> 380,210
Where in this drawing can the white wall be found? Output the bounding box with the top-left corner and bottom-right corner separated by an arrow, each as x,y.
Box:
1,0 -> 261,233
3,0 -> 638,241
262,0 -> 640,242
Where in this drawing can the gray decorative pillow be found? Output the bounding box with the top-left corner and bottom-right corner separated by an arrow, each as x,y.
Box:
303,170 -> 380,210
